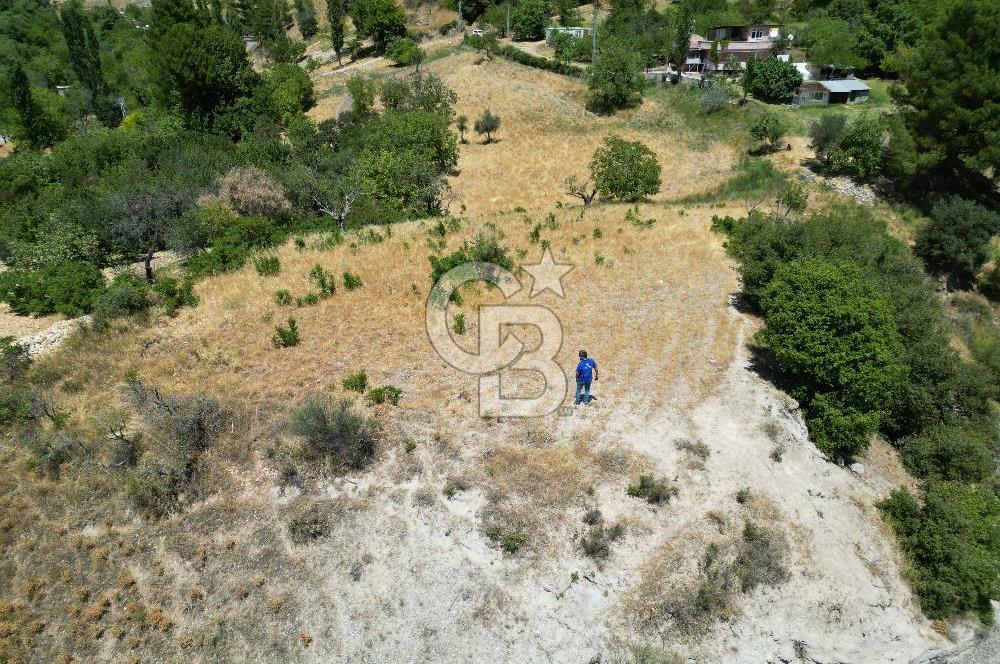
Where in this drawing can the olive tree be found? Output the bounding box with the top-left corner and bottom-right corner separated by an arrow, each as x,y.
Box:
589,136 -> 662,202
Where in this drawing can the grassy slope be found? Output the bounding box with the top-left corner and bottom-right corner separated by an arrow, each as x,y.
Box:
2,49 -> 941,663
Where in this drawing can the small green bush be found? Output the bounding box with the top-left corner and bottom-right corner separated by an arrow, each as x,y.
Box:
627,474 -> 678,504
309,264 -> 336,296
274,289 -> 293,305
153,277 -> 198,314
914,197 -> 1000,285
750,112 -> 786,152
93,273 -> 150,326
486,525 -> 528,553
272,317 -> 300,347
342,370 -> 368,393
254,255 -> 281,276
0,261 -> 106,316
366,385 -> 402,406
342,271 -> 363,290
288,398 -> 378,469
452,312 -> 466,334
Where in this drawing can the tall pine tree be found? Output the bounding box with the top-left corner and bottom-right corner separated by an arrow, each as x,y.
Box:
327,0 -> 346,63
60,1 -> 120,127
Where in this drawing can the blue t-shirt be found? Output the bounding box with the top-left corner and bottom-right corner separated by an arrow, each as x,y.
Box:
576,358 -> 597,383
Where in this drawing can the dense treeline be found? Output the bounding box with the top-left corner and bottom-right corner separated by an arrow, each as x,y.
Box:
715,198 -> 1000,621
0,0 -> 458,319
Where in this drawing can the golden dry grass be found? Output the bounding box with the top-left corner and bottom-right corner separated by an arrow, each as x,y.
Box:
47,201 -> 743,433
308,50 -> 738,213
1,303 -> 65,338
432,52 -> 737,213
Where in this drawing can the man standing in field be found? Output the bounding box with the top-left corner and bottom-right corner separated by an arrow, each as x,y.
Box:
575,350 -> 598,406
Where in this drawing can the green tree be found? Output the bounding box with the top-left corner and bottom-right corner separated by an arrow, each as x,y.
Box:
8,62 -> 67,147
474,108 -> 500,143
914,197 -> 1000,285
510,0 -> 549,41
327,0 -> 347,62
757,258 -> 906,457
589,135 -> 662,202
828,115 -> 882,179
808,113 -> 847,167
880,482 -> 1000,622
588,39 -> 644,113
666,2 -> 693,78
60,0 -> 119,126
294,0 -> 318,39
743,56 -> 801,103
750,112 -> 785,152
456,114 -> 468,143
350,0 -> 407,53
895,0 -> 1000,178
154,23 -> 260,131
805,17 -> 866,75
386,37 -> 425,69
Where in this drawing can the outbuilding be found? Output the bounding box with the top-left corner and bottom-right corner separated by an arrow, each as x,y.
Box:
794,78 -> 870,105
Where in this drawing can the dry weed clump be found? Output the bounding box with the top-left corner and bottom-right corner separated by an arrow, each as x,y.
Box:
628,518 -> 790,636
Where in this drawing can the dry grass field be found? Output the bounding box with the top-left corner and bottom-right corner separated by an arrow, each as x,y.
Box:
1,44 -> 950,664
310,50 -> 739,213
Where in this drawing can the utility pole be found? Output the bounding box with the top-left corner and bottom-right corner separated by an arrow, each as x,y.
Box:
458,0 -> 464,31
506,0 -> 511,39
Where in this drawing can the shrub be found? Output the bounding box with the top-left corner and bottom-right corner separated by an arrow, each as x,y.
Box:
289,398 -> 378,469
254,255 -> 281,276
733,521 -> 788,593
809,113 -> 847,166
627,474 -> 678,504
757,259 -> 906,458
487,525 -> 528,553
274,289 -> 293,305
216,166 -> 291,220
580,521 -> 625,559
750,112 -> 786,152
914,197 -> 1000,284
900,421 -> 997,482
880,482 -> 1000,622
93,273 -> 151,325
342,370 -> 368,393
366,385 -> 402,406
153,277 -> 198,314
590,136 -> 662,202
0,261 -> 106,316
452,312 -> 466,334
699,83 -> 735,114
288,502 -> 332,544
385,36 -> 424,67
474,108 -> 501,143
309,264 -> 336,296
272,317 -> 300,348
185,216 -> 283,277
342,271 -> 363,290
122,377 -> 225,515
